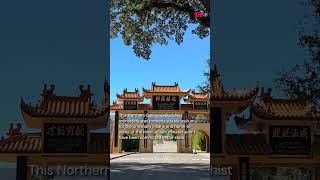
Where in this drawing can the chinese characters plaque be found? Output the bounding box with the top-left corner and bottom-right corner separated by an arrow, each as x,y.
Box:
269,126 -> 311,154
194,101 -> 208,111
152,95 -> 179,110
43,123 -> 87,153
124,100 -> 138,110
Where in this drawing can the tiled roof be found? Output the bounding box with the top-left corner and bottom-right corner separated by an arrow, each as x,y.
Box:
225,134 -> 272,155
143,82 -> 190,94
0,134 -> 42,153
252,88 -> 320,120
116,89 -> 144,102
110,103 -> 124,110
211,65 -> 259,101
21,84 -> 107,118
185,90 -> 209,103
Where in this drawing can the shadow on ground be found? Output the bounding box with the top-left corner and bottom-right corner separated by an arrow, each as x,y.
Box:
111,162 -> 211,180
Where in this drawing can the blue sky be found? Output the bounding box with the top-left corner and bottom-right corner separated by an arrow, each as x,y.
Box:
110,26 -> 210,103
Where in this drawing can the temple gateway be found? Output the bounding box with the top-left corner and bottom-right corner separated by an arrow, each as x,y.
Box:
110,82 -> 210,153
0,82 -> 110,180
211,65 -> 320,180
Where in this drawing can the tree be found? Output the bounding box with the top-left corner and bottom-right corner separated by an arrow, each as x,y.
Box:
276,0 -> 320,108
192,131 -> 207,151
111,0 -> 210,60
197,58 -> 210,94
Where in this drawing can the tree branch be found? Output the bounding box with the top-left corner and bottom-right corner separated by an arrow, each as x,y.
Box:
135,1 -> 210,28
199,0 -> 210,12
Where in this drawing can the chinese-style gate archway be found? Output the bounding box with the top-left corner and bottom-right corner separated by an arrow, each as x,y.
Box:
210,64 -> 320,180
110,82 -> 210,153
0,82 -> 110,180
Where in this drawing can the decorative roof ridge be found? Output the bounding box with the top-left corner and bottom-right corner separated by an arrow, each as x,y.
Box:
21,96 -> 107,118
118,88 -> 140,94
116,88 -> 144,101
43,95 -> 91,101
212,83 -> 259,101
186,90 -> 209,102
0,123 -> 25,144
151,82 -> 179,87
259,87 -> 306,105
143,83 -> 190,93
190,89 -> 208,94
21,84 -> 100,110
39,84 -> 93,103
251,101 -> 320,120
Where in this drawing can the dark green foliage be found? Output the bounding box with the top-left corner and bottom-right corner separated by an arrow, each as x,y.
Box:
111,0 -> 210,60
276,0 -> 320,108
122,134 -> 139,152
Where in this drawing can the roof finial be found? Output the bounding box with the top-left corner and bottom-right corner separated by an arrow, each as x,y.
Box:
79,84 -> 84,91
17,123 -> 21,131
267,88 -> 272,95
50,84 -> 55,92
260,87 -> 272,102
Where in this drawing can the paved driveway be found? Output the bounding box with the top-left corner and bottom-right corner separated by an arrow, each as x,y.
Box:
111,153 -> 228,180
